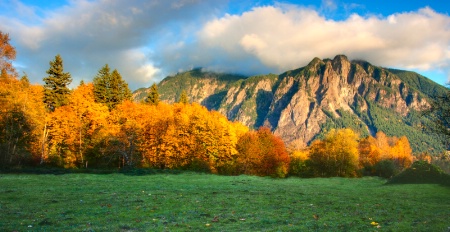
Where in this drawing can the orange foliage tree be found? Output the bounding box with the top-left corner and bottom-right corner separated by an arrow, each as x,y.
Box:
0,31 -> 16,77
0,76 -> 46,167
358,136 -> 381,175
390,136 -> 413,169
359,132 -> 414,176
236,127 -> 290,177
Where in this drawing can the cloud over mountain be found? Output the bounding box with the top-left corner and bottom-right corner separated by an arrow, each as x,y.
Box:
160,6 -> 450,83
1,1 -> 449,89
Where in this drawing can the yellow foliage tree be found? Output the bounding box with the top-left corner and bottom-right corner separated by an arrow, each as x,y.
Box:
0,76 -> 46,167
45,106 -> 79,167
309,128 -> 360,177
390,136 -> 413,169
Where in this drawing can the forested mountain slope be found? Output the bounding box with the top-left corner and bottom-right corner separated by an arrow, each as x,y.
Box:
133,55 -> 448,154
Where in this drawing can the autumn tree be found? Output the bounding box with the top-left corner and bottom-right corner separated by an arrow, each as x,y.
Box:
145,83 -> 160,105
0,78 -> 47,167
0,31 -> 16,78
69,83 -> 109,168
104,101 -> 150,167
0,33 -> 46,167
43,54 -> 72,112
236,127 -> 290,177
45,106 -> 79,167
93,64 -> 132,110
139,102 -> 248,172
390,136 -> 413,169
288,139 -> 310,177
358,136 -> 381,175
308,129 -> 359,177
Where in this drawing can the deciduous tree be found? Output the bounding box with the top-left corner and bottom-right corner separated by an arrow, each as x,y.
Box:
308,129 -> 359,177
0,31 -> 16,77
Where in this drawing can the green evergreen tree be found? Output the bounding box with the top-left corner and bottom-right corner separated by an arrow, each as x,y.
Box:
93,64 -> 131,110
145,83 -> 160,105
43,54 -> 72,112
179,90 -> 189,104
93,64 -> 110,104
428,84 -> 450,148
20,73 -> 29,87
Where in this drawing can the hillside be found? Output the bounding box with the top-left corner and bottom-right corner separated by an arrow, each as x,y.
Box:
133,55 -> 448,154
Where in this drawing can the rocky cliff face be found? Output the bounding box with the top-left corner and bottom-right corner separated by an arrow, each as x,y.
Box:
264,55 -> 429,144
133,55 -> 447,153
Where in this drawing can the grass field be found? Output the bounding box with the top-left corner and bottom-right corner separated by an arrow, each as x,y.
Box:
0,172 -> 449,231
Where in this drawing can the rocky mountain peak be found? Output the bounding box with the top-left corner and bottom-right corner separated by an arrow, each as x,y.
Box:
331,54 -> 351,78
133,55 -> 448,154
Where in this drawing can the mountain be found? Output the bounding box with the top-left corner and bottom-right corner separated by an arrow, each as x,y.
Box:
133,55 -> 448,154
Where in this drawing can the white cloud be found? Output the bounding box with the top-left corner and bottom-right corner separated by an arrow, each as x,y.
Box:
158,5 -> 450,85
0,0 -> 227,89
1,1 -> 449,89
321,0 -> 337,12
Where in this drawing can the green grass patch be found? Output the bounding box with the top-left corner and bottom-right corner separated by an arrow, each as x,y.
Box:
0,173 -> 449,231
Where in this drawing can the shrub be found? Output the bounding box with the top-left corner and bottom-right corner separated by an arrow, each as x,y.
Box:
374,159 -> 398,178
289,150 -> 312,177
183,158 -> 211,173
388,161 -> 450,186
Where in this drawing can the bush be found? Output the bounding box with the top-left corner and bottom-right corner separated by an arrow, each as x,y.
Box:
216,162 -> 242,176
374,159 -> 398,178
289,157 -> 313,177
183,158 -> 211,173
388,161 -> 450,186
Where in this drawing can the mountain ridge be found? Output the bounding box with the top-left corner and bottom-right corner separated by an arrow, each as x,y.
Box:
133,55 -> 448,154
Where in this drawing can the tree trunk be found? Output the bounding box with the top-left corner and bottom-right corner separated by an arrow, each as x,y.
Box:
40,122 -> 48,164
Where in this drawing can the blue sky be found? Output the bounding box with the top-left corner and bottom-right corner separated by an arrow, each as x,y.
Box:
0,0 -> 449,90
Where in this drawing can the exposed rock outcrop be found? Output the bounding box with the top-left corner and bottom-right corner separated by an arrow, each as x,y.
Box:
133,55 -> 447,153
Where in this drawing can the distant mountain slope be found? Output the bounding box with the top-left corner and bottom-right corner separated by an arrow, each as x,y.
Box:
133,55 -> 447,154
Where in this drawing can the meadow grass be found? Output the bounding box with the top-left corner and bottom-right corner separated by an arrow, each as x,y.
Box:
0,172 -> 449,231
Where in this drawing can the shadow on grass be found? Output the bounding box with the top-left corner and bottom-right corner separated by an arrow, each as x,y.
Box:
0,167 -> 184,176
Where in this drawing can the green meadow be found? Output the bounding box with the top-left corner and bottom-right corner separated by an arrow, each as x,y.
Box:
0,172 -> 449,231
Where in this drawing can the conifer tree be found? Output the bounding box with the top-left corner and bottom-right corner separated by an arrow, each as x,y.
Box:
179,90 -> 188,104
93,64 -> 111,104
43,54 -> 72,112
93,64 -> 131,110
145,83 -> 160,105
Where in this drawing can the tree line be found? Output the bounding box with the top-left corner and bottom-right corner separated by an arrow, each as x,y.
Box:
1,31 -> 445,178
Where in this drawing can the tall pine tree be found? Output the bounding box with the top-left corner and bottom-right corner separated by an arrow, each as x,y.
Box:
179,90 -> 189,104
93,64 -> 131,110
43,54 -> 72,112
145,83 -> 160,105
